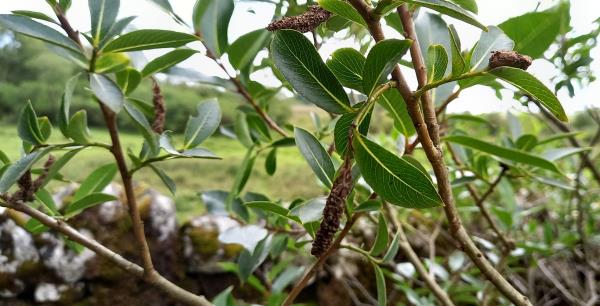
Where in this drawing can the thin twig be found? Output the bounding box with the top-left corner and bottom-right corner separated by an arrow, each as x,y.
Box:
200,40 -> 288,137
385,204 -> 456,306
282,216 -> 358,306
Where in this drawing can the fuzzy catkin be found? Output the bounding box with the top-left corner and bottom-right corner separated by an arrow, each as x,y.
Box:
152,80 -> 166,134
311,155 -> 353,257
267,6 -> 332,33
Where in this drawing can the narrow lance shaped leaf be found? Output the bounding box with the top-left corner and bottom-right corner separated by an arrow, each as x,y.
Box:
378,90 -> 415,137
197,0 -> 234,56
487,67 -> 568,121
58,73 -> 80,136
146,0 -> 187,25
470,26 -> 514,72
426,44 -> 449,82
116,69 -> 142,94
149,164 -> 176,195
370,213 -> 389,256
403,0 -> 486,30
67,110 -> 92,144
102,29 -> 198,53
64,193 -> 118,218
363,39 -> 412,95
228,29 -> 271,70
265,148 -> 277,176
294,127 -> 335,189
98,16 -> 136,49
11,10 -> 57,24
72,164 -> 118,201
89,0 -> 120,45
124,103 -> 159,154
0,148 -> 52,193
448,25 -> 466,76
373,263 -> 387,306
353,133 -> 443,208
444,135 -> 562,173
90,74 -> 125,113
183,100 -> 222,149
141,49 -> 197,77
326,48 -> 366,92
317,0 -> 367,27
18,101 -> 45,145
271,30 -> 352,114
0,14 -> 81,53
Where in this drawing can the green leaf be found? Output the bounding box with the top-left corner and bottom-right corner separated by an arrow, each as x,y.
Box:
353,133 -> 443,208
326,48 -> 366,92
543,147 -> 590,162
116,68 -> 142,94
230,149 -> 256,198
470,26 -> 514,72
229,29 -> 271,70
11,10 -> 57,24
294,127 -> 335,188
448,0 -> 478,13
403,0 -> 486,30
149,164 -> 176,195
64,193 -> 118,218
41,149 -> 82,187
0,14 -> 81,53
146,0 -> 187,25
90,74 -> 125,113
382,233 -> 401,263
98,16 -> 136,49
498,3 -> 570,59
373,0 -> 404,16
94,52 -> 130,73
448,25 -> 466,76
355,199 -> 382,212
271,30 -> 352,114
36,188 -> 59,215
196,0 -> 234,56
317,0 -> 367,27
183,99 -> 222,149
426,44 -> 448,82
265,148 -> 277,176
58,74 -> 80,136
102,29 -> 198,53
363,39 -> 412,95
444,135 -> 561,173
537,132 -> 581,146
72,164 -> 118,201
515,134 -> 538,151
141,49 -> 197,77
373,263 -> 387,306
334,108 -> 371,156
289,198 -> 326,224
212,287 -> 236,306
370,213 -> 389,256
124,103 -> 159,154
37,117 -> 52,142
67,110 -> 92,144
0,148 -> 52,193
487,67 -> 568,121
89,0 -> 120,45
245,201 -> 291,220
377,90 -> 415,136
18,101 -> 44,145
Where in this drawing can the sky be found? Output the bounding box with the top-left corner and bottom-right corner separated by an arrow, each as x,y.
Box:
1,0 -> 600,115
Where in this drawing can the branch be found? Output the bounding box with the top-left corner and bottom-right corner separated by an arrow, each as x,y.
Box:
51,9 -> 212,305
283,216 -> 358,306
1,200 -> 211,306
201,42 -> 288,137
345,2 -> 531,305
385,205 -> 456,306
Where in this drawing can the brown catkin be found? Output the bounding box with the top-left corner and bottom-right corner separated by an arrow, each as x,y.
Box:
267,6 -> 332,33
151,80 -> 166,134
31,155 -> 56,192
311,126 -> 355,257
488,50 -> 532,70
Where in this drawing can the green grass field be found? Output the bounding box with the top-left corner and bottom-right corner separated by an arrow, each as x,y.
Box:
0,123 -> 326,221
